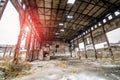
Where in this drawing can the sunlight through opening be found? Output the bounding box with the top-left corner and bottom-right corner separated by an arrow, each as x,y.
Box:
0,1 -> 20,45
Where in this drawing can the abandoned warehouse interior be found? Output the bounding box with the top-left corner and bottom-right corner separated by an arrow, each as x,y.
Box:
0,0 -> 120,80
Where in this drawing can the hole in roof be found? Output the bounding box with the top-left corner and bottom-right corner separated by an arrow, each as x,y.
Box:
67,0 -> 75,4
67,15 -> 73,19
59,23 -> 64,26
108,15 -> 112,20
103,19 -> 106,23
23,4 -> 26,10
115,11 -> 120,16
83,32 -> 85,35
98,22 -> 102,26
94,25 -> 97,28
60,29 -> 64,32
55,32 -> 59,35
91,27 -> 94,30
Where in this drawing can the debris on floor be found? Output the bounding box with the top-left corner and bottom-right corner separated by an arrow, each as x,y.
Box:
11,57 -> 120,80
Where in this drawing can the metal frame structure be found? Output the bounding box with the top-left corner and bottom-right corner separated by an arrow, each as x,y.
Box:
10,0 -> 120,42
1,0 -> 120,60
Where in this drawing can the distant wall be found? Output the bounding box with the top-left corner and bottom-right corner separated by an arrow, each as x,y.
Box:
50,41 -> 70,55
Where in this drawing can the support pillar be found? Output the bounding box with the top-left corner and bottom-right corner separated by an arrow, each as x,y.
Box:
77,39 -> 80,51
101,25 -> 114,58
28,34 -> 34,61
73,40 -> 76,57
34,38 -> 38,60
38,40 -> 42,59
64,43 -> 66,54
31,34 -> 35,61
13,28 -> 24,62
71,42 -> 74,57
25,28 -> 32,61
83,36 -> 88,59
36,38 -> 39,60
25,33 -> 29,60
9,47 -> 12,57
77,39 -> 81,59
90,29 -> 97,59
69,42 -> 72,57
3,47 -> 7,57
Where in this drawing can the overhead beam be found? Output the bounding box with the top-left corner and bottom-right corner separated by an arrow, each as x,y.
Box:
38,7 -> 97,19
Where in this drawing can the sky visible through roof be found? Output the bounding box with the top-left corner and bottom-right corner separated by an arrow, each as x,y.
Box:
0,1 -> 120,49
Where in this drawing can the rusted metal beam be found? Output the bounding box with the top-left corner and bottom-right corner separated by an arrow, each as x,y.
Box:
36,38 -> 40,60
34,38 -> 38,60
31,34 -> 35,61
13,27 -> 24,63
25,27 -> 32,61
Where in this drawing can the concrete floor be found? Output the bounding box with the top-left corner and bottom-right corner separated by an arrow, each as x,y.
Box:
12,56 -> 120,80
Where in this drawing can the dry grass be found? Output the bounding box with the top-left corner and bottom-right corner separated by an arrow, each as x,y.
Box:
0,56 -> 32,79
0,56 -> 13,68
4,61 -> 31,79
17,71 -> 31,78
69,68 -> 77,73
55,60 -> 68,68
